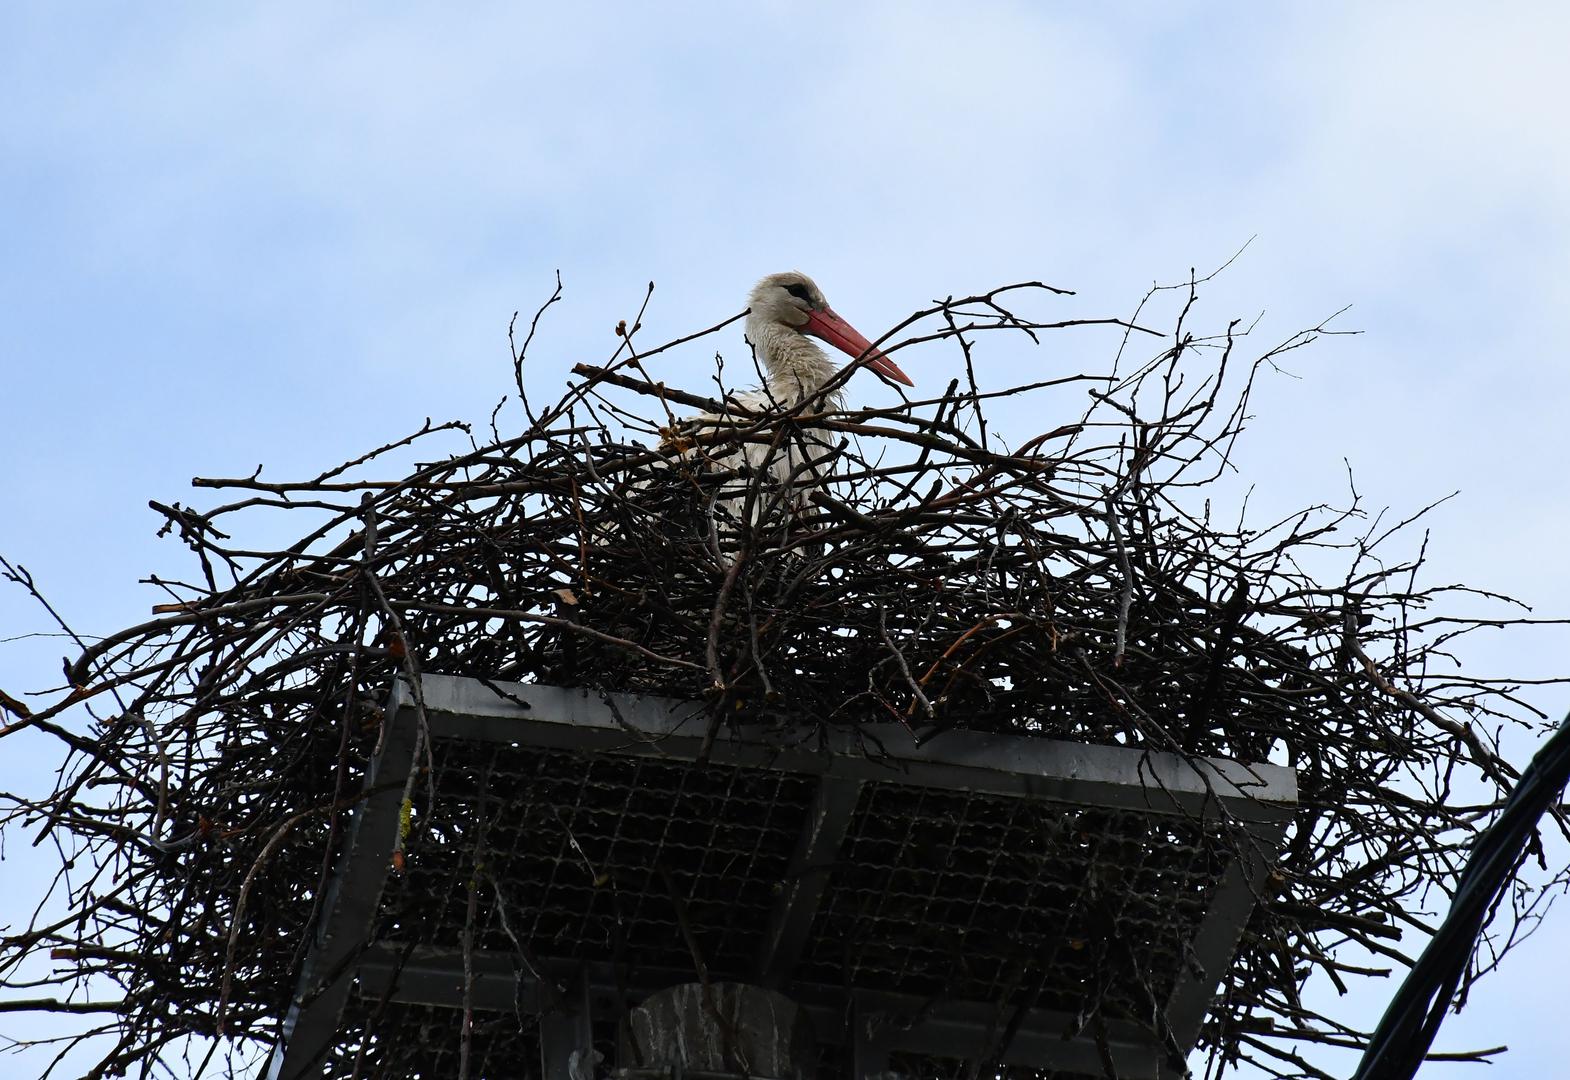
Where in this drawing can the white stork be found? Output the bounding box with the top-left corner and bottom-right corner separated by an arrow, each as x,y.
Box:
735,270 -> 913,409
676,271 -> 914,549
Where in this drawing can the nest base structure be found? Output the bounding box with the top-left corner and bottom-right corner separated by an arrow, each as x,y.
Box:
268,677 -> 1296,1079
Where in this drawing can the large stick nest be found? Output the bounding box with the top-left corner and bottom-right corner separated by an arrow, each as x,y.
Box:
1,274 -> 1562,1079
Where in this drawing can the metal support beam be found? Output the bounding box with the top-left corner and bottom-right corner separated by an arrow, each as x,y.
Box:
267,684 -> 421,1080
541,966 -> 593,1080
352,947 -> 1171,1074
853,990 -> 1163,1078
1162,820 -> 1288,1071
409,676 -> 1297,821
356,948 -> 592,1077
758,776 -> 862,989
358,945 -> 532,1013
849,996 -> 890,1080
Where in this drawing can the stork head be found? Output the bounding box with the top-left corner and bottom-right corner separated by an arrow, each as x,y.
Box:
747,271 -> 914,387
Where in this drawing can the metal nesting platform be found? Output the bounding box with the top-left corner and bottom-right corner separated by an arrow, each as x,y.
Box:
267,676 -> 1296,1079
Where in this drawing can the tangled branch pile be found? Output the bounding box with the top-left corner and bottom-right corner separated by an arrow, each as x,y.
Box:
1,275 -> 1562,1079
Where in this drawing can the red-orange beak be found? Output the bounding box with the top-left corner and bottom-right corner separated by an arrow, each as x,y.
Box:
803,307 -> 914,387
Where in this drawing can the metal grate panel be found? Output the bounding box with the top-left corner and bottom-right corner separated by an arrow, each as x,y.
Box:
377,739 -> 816,977
800,783 -> 1228,1015
270,677 -> 1295,1079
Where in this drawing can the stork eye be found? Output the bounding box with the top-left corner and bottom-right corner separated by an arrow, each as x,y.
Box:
783,283 -> 812,302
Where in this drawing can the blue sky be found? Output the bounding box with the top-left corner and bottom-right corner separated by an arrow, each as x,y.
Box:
3,3 -> 1569,1076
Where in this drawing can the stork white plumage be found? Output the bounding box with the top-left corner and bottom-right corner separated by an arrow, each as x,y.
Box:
677,271 -> 914,547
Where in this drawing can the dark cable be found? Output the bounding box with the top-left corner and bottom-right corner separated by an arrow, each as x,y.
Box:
1353,710 -> 1570,1079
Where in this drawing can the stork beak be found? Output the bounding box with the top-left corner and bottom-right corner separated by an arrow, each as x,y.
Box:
804,307 -> 914,387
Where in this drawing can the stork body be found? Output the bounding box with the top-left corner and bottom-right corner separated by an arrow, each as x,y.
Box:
680,272 -> 913,548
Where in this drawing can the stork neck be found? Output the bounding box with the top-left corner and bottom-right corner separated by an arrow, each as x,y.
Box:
747,316 -> 843,409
